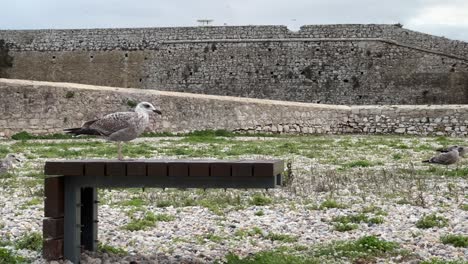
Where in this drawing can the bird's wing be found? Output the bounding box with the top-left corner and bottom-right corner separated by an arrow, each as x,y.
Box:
437,145 -> 458,153
432,152 -> 456,164
89,112 -> 138,137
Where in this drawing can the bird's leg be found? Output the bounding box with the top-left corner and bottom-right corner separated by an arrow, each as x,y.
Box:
118,142 -> 123,160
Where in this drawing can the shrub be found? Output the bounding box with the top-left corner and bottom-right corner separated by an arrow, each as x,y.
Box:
440,234 -> 468,248
416,214 -> 449,229
15,232 -> 42,251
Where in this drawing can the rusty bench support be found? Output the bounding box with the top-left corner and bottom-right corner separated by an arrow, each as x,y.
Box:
43,159 -> 284,263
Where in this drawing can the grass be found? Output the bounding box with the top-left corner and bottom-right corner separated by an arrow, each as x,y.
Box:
149,190 -> 252,215
234,227 -> 297,242
440,234 -> 468,248
98,242 -> 128,256
20,197 -> 42,209
249,194 -> 272,206
254,210 -> 264,216
11,131 -> 77,140
265,233 -> 298,243
333,222 -> 359,232
311,235 -> 402,261
118,197 -> 147,207
460,204 -> 468,211
0,248 -> 26,264
123,212 -> 175,231
416,214 -> 449,229
224,251 -> 319,264
2,133 -> 468,262
196,233 -> 224,244
336,213 -> 384,224
342,160 -> 373,168
361,205 -> 388,216
420,258 -> 468,264
225,235 -> 406,263
319,199 -> 346,210
331,213 -> 384,231
15,232 -> 42,251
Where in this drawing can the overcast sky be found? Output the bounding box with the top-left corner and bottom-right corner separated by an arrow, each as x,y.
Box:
1,0 -> 468,41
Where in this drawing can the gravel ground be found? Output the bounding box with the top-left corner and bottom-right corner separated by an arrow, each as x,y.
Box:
0,136 -> 467,263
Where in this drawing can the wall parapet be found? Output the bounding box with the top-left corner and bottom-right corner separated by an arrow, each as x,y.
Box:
1,24 -> 467,59
1,79 -> 467,138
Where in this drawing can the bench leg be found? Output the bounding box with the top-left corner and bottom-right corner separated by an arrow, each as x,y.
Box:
81,187 -> 98,251
64,177 -> 81,263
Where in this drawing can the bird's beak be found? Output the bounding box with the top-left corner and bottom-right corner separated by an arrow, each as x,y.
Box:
15,158 -> 21,162
153,109 -> 162,115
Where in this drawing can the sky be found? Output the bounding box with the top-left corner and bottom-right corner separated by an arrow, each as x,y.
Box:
1,0 -> 468,42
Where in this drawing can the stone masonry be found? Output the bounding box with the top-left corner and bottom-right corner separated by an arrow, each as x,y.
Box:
1,78 -> 468,137
0,24 -> 467,105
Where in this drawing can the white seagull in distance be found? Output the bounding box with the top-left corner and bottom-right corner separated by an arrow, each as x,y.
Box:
64,102 -> 162,160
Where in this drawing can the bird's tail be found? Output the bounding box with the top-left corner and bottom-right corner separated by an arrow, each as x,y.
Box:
64,120 -> 101,136
436,148 -> 448,153
63,127 -> 101,136
422,159 -> 431,163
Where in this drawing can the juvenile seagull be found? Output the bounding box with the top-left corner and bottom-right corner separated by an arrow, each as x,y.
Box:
437,145 -> 468,157
64,102 -> 162,160
422,148 -> 459,165
0,154 -> 21,175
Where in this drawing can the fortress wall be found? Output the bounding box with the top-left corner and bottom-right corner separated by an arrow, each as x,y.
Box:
1,25 -> 468,105
1,79 -> 468,138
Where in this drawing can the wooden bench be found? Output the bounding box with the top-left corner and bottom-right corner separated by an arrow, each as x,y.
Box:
43,159 -> 284,263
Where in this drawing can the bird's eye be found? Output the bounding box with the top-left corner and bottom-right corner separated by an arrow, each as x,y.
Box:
144,104 -> 150,108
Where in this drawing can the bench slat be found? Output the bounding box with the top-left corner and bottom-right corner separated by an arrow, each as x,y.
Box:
45,160 -> 284,178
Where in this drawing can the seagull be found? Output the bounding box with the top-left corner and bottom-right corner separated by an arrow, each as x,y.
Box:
422,148 -> 459,165
64,102 -> 162,160
437,145 -> 468,157
0,154 -> 21,175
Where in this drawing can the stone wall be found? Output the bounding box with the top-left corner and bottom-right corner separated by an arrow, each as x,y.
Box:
0,25 -> 467,105
1,79 -> 468,137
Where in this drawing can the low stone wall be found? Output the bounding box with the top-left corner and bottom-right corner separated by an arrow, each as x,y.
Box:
0,79 -> 467,137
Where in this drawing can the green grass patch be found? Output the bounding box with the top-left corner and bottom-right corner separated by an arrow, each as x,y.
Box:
361,205 -> 388,216
123,212 -> 175,231
416,214 -> 449,229
196,233 -> 224,244
249,194 -> 272,206
333,222 -> 359,232
460,204 -> 468,211
311,235 -> 401,261
331,213 -> 384,229
234,227 -> 264,238
11,131 -> 77,140
15,232 -> 42,251
20,197 -> 42,209
265,233 -> 298,243
0,248 -> 26,264
420,258 -> 468,264
234,227 -> 297,243
440,234 -> 468,248
224,250 -> 319,264
154,191 -> 245,215
342,159 -> 373,168
98,242 -> 128,256
119,197 -> 147,207
225,235 -> 406,264
254,210 -> 264,216
319,199 -> 346,210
